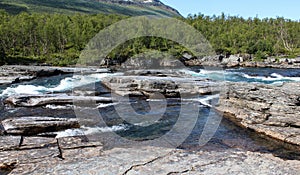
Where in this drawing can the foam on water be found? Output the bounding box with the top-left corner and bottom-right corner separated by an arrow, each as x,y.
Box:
242,73 -> 300,82
198,94 -> 220,107
45,104 -> 74,109
183,94 -> 220,107
55,124 -> 129,138
97,103 -> 118,108
1,85 -> 48,96
0,73 -> 123,97
183,68 -> 300,84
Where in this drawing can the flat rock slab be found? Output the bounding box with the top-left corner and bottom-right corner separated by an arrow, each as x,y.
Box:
0,136 -> 21,151
7,146 -> 300,175
5,94 -> 113,107
101,75 -> 221,97
21,137 -> 57,149
58,137 -> 104,160
216,82 -> 300,146
1,117 -> 80,136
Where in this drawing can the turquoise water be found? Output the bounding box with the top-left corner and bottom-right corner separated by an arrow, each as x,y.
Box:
1,67 -> 300,97
0,67 -> 299,160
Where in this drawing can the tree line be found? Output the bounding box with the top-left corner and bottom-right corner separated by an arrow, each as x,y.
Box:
186,13 -> 300,60
0,11 -> 299,66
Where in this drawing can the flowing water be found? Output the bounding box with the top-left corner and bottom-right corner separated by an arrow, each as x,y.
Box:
1,67 -> 300,160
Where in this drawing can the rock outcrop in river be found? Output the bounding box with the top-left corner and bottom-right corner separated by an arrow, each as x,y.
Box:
1,68 -> 300,174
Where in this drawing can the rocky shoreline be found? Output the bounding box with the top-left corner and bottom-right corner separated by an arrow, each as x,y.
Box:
216,82 -> 300,146
100,73 -> 300,146
0,66 -> 300,174
183,55 -> 300,69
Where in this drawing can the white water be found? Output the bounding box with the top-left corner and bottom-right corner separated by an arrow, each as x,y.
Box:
45,104 -> 74,110
55,124 -> 129,138
182,69 -> 300,84
0,73 -> 123,97
242,73 -> 300,82
1,69 -> 299,98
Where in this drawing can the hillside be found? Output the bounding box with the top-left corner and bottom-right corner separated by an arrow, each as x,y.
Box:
0,0 -> 181,17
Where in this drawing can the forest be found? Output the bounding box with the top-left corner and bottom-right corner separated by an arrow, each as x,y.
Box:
0,11 -> 299,66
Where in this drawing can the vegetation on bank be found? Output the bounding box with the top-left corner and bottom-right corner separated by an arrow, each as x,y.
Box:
186,14 -> 300,61
0,0 -> 180,17
0,11 -> 299,66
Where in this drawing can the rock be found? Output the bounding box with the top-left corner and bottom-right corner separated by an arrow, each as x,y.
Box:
4,94 -> 113,107
183,55 -> 300,69
279,58 -> 288,63
266,57 -> 277,63
124,69 -> 190,77
120,56 -> 185,69
1,117 -> 80,136
20,137 -> 57,149
241,61 -> 256,67
216,82 -> 300,146
7,146 -> 300,174
101,75 -> 221,97
57,136 -> 103,160
0,136 -> 21,151
226,61 -> 239,68
182,52 -> 193,60
159,59 -> 183,67
294,57 -> 300,63
222,55 -> 241,63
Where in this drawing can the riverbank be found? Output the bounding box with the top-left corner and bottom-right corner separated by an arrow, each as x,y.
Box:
0,66 -> 300,174
185,55 -> 300,69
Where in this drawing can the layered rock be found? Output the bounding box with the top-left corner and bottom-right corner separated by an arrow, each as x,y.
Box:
101,73 -> 221,97
216,82 -> 300,146
1,117 -> 79,136
0,69 -> 300,173
2,144 -> 300,174
5,94 -> 112,107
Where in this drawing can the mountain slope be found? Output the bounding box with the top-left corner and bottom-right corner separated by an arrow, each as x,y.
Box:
0,0 -> 181,17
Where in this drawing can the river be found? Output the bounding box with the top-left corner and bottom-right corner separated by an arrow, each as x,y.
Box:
0,67 -> 300,160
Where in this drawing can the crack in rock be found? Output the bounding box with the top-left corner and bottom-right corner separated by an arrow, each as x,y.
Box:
122,151 -> 174,175
167,168 -> 193,175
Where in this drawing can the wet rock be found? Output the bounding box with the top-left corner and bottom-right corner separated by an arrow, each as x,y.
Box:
216,82 -> 300,146
4,94 -> 113,107
1,117 -> 80,136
